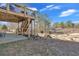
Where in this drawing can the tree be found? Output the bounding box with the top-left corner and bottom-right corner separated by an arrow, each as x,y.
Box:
53,22 -> 62,28
1,25 -> 8,30
75,23 -> 79,28
0,24 -> 2,30
65,20 -> 74,28
59,22 -> 65,28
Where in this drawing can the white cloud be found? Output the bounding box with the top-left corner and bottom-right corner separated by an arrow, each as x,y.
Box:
46,5 -> 54,8
59,9 -> 77,17
40,4 -> 54,12
27,7 -> 38,11
49,6 -> 60,10
39,8 -> 47,12
40,4 -> 61,12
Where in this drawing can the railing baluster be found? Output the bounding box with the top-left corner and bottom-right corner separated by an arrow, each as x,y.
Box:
24,6 -> 26,16
6,3 -> 10,11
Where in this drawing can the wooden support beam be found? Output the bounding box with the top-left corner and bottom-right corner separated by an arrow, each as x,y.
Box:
6,3 -> 10,11
31,20 -> 33,35
17,21 -> 19,34
16,18 -> 20,35
37,20 -> 39,35
24,7 -> 26,16
34,19 -> 35,35
16,21 -> 18,35
35,13 -> 39,36
27,18 -> 31,37
21,20 -> 24,35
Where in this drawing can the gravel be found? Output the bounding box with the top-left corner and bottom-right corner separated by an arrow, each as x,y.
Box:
0,36 -> 79,56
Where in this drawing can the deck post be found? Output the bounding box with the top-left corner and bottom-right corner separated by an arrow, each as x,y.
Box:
17,21 -> 20,35
37,20 -> 39,36
24,7 -> 26,16
34,19 -> 35,36
6,3 -> 10,11
28,18 -> 31,38
36,14 -> 39,36
21,21 -> 24,35
16,21 -> 19,35
31,20 -> 33,35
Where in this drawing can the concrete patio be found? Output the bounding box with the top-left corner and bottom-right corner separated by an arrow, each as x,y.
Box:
0,33 -> 27,44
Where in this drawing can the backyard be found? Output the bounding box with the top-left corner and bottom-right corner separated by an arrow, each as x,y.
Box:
0,3 -> 79,56
0,36 -> 79,56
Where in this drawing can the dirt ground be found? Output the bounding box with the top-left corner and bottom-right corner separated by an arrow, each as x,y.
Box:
0,36 -> 79,56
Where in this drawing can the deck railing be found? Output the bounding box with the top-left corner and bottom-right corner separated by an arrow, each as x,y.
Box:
0,3 -> 35,18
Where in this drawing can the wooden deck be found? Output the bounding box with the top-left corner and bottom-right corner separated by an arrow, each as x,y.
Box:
0,8 -> 35,22
0,4 -> 36,35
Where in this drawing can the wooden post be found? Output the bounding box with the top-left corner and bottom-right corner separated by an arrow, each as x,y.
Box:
33,11 -> 36,36
36,15 -> 39,36
37,20 -> 39,35
16,21 -> 19,35
17,21 -> 20,35
34,19 -> 35,36
35,13 -> 38,36
31,20 -> 33,35
24,7 -> 26,16
21,21 -> 24,35
6,3 -> 10,11
28,18 -> 31,37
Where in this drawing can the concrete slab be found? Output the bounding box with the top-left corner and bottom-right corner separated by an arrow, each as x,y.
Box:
0,33 -> 27,44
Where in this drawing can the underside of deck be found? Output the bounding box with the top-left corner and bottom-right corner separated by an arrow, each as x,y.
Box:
0,8 -> 34,23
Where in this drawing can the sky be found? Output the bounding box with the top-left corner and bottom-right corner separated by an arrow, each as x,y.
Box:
26,3 -> 79,23
0,3 -> 79,24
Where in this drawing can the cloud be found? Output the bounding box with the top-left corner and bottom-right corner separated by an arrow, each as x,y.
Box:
39,8 -> 47,12
27,7 -> 38,11
40,4 -> 61,12
59,9 -> 77,17
49,6 -> 60,10
40,4 -> 54,12
46,5 -> 54,8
